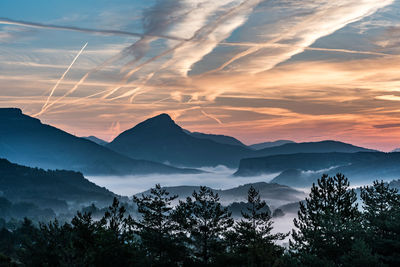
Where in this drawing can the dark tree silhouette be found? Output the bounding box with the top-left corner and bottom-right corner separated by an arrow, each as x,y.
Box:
361,180 -> 400,266
290,174 -> 362,266
133,184 -> 183,265
230,186 -> 287,266
174,186 -> 234,265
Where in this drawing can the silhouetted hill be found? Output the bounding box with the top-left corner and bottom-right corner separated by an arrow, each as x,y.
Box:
276,201 -> 302,214
253,140 -> 375,156
227,201 -> 271,218
0,158 -> 115,207
82,136 -> 108,146
107,114 -> 373,168
235,152 -> 400,187
136,182 -> 305,208
107,114 -> 253,167
0,108 -> 200,175
249,140 -> 295,150
221,182 -> 304,203
184,130 -> 247,147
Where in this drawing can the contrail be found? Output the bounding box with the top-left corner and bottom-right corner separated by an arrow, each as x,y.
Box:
33,0 -> 258,107
201,110 -> 223,124
105,0 -> 260,100
41,47 -> 133,114
0,17 -> 186,41
33,42 -> 88,117
38,72 -> 90,115
220,42 -> 390,56
206,1 -> 393,75
35,87 -> 117,115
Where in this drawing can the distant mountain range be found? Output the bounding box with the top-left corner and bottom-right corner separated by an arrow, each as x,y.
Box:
0,108 -> 380,174
107,114 -> 253,168
183,129 -> 247,147
136,182 -> 306,209
235,152 -> 400,187
0,108 -> 200,175
249,140 -> 295,150
106,113 -> 373,168
0,158 -> 116,211
82,136 -> 108,146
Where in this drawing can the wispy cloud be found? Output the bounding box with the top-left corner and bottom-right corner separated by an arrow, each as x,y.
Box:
33,42 -> 88,117
201,109 -> 223,124
0,17 -> 185,41
1,0 -> 399,151
207,0 -> 394,73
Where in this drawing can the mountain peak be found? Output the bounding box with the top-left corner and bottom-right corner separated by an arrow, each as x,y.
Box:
0,108 -> 23,117
134,113 -> 178,130
109,113 -> 181,143
150,113 -> 174,122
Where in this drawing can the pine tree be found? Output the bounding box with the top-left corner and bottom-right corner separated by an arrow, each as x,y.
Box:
290,173 -> 361,266
175,186 -> 233,265
361,180 -> 400,266
94,197 -> 136,266
70,211 -> 98,265
19,219 -> 74,266
133,184 -> 182,265
232,186 -> 287,267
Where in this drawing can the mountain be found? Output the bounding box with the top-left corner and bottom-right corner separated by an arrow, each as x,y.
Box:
249,140 -> 295,150
107,114 -> 253,168
82,136 -> 108,146
0,108 -> 200,175
136,182 -> 306,209
184,130 -> 247,147
107,114 -> 373,168
253,140 -> 375,156
392,148 -> 400,152
227,201 -> 271,218
0,158 -> 115,209
235,152 -> 400,187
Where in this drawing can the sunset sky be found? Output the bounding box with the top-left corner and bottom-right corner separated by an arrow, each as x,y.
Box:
1,0 -> 400,151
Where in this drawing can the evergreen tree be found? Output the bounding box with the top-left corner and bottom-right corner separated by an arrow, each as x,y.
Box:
175,186 -> 233,265
19,219 -> 74,266
339,239 -> 382,267
70,211 -> 98,265
94,197 -> 138,266
361,180 -> 400,266
290,174 -> 361,266
133,184 -> 182,266
232,186 -> 287,267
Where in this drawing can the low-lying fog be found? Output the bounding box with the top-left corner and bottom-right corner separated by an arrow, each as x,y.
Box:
87,166 -> 280,196
85,167 -> 388,247
88,166 -> 298,246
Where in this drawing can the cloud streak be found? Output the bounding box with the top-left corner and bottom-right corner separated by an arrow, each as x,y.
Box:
33,42 -> 88,117
220,42 -> 391,57
0,17 -> 186,41
208,0 -> 394,73
2,0 -> 400,152
201,110 -> 223,124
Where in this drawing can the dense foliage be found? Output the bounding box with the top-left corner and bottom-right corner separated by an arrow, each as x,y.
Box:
0,158 -> 115,213
1,174 -> 400,267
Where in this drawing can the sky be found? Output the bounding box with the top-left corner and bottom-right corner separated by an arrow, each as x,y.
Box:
1,0 -> 400,151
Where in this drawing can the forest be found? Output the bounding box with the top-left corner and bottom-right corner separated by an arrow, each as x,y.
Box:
0,174 -> 399,267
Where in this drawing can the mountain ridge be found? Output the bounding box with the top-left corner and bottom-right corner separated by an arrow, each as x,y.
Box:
0,108 -> 200,175
107,113 -> 254,167
107,113 -> 375,168
249,140 -> 295,150
234,152 -> 400,186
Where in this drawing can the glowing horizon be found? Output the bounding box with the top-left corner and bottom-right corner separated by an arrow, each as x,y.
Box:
1,0 -> 400,152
